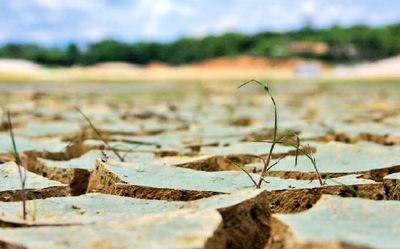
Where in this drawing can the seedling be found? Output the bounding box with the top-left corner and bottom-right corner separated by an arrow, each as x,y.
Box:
238,80 -> 324,188
74,106 -> 125,162
7,111 -> 27,220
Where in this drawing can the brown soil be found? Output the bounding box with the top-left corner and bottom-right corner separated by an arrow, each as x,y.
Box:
0,186 -> 70,202
267,183 -> 384,214
190,55 -> 326,71
384,178 -> 400,200
311,132 -> 400,145
359,133 -> 400,145
34,160 -> 91,195
205,190 -> 270,249
267,164 -> 400,183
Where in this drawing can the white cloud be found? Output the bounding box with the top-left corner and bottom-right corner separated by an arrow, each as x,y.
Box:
0,0 -> 399,45
33,0 -> 95,10
301,0 -> 318,15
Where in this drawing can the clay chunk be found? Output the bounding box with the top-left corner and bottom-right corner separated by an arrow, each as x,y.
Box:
0,190 -> 270,249
267,195 -> 400,249
35,150 -> 154,195
87,159 -> 383,213
249,141 -> 400,182
0,162 -> 69,201
0,209 -> 221,249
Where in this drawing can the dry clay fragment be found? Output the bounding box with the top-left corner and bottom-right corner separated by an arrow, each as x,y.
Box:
35,150 -> 154,195
0,133 -> 69,156
0,133 -> 87,170
249,141 -> 400,182
97,120 -> 187,136
80,139 -> 196,163
384,172 -> 400,200
0,209 -> 221,249
154,155 -> 239,171
155,139 -> 313,171
155,141 -> 309,171
87,159 -> 383,212
197,142 -> 298,167
266,195 -> 400,249
0,190 -> 270,249
81,139 -> 159,153
0,162 -> 69,202
189,123 -> 266,140
110,132 -> 241,153
13,121 -> 82,138
328,122 -> 400,145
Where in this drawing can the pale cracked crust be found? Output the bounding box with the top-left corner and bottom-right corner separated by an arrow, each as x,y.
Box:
86,160 -> 221,201
265,217 -> 372,249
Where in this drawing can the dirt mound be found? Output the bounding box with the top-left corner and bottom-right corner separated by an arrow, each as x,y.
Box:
146,61 -> 171,69
192,56 -> 272,69
191,55 -> 325,70
334,55 -> 400,77
0,59 -> 41,72
92,61 -> 142,69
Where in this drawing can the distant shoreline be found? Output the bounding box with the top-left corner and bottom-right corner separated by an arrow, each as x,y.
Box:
1,56 -> 400,84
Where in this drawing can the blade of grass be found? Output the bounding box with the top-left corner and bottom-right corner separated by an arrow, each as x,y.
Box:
239,79 -> 278,141
227,159 -> 257,187
304,143 -> 323,186
265,157 -> 283,172
74,106 -> 125,162
281,141 -> 324,186
7,110 -> 27,220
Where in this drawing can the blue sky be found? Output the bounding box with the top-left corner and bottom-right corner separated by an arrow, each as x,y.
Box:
1,0 -> 399,45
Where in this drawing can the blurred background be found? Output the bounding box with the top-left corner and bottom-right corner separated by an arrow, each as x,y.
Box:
0,0 -> 400,83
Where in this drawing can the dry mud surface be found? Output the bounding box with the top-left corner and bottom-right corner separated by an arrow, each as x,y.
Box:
0,82 -> 399,249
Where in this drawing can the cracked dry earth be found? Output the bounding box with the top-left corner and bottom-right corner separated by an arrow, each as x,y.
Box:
0,82 -> 399,249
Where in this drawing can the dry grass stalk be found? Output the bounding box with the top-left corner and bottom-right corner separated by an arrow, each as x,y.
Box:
7,110 -> 27,220
74,106 -> 125,162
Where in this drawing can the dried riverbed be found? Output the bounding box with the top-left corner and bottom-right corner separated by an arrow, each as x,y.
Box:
0,82 -> 399,249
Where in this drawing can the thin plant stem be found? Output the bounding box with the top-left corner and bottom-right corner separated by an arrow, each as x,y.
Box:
239,79 -> 278,141
7,111 -> 27,220
256,142 -> 276,188
228,159 -> 258,187
295,135 -> 300,166
238,79 -> 278,188
74,106 -> 125,162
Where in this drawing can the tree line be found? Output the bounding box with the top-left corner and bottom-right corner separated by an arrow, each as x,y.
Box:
0,23 -> 399,66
